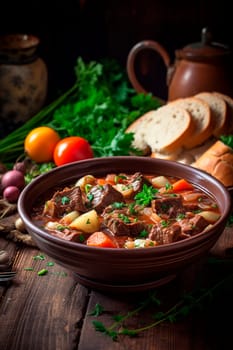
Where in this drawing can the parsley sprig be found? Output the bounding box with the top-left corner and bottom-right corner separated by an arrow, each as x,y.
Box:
91,263 -> 233,341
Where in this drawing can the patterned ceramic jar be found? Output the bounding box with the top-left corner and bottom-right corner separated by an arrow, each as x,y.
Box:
0,34 -> 48,138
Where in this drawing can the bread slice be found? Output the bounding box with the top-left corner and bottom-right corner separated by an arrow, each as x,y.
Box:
126,105 -> 193,154
168,97 -> 213,149
194,92 -> 228,137
125,111 -> 155,155
213,91 -> 233,134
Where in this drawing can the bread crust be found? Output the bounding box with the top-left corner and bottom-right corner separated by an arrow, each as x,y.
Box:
193,140 -> 233,187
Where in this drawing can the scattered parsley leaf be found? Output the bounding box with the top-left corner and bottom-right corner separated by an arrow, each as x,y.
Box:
89,303 -> 105,316
37,269 -> 48,276
33,254 -> 45,260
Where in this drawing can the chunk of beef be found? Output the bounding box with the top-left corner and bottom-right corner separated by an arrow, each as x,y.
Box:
149,213 -> 210,245
87,184 -> 125,213
149,222 -> 182,244
49,227 -> 89,242
126,172 -> 151,195
183,203 -> 200,212
44,186 -> 87,218
178,214 -> 210,236
152,195 -> 185,219
103,208 -> 147,236
103,202 -> 142,216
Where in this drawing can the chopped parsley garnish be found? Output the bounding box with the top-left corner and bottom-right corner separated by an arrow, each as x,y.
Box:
161,220 -> 169,227
112,202 -> 126,209
165,183 -> 173,191
128,203 -> 138,215
139,229 -> 149,238
79,234 -> 85,243
177,213 -> 186,220
87,193 -> 94,202
135,184 -> 158,206
61,196 -> 70,205
57,225 -> 68,231
118,213 -> 131,223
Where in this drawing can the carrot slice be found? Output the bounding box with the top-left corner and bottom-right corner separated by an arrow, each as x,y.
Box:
86,231 -> 117,248
97,178 -> 108,186
172,178 -> 194,192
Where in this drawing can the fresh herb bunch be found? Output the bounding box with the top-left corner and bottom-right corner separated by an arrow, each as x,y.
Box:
48,57 -> 161,157
0,57 -> 161,163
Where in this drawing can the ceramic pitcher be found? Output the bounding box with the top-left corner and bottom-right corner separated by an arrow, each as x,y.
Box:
127,28 -> 233,101
0,34 -> 48,138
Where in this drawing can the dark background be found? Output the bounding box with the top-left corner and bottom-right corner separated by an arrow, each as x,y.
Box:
0,0 -> 232,101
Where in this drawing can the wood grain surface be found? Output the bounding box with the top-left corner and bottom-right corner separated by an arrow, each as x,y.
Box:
1,225 -> 233,350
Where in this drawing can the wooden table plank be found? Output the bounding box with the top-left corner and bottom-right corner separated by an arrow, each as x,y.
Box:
0,239 -> 89,350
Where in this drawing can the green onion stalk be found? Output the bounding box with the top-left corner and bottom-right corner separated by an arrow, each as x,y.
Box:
0,83 -> 78,164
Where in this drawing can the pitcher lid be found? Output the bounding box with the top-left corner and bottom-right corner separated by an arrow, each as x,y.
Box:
0,34 -> 39,50
176,27 -> 231,60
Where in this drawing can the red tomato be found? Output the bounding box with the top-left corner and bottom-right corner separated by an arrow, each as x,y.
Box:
53,136 -> 94,166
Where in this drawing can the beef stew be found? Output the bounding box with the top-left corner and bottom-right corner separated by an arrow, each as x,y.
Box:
31,172 -> 221,248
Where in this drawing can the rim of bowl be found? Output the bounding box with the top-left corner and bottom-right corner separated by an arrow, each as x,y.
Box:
17,156 -> 232,255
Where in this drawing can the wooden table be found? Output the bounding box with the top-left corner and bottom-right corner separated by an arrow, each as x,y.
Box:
1,223 -> 233,350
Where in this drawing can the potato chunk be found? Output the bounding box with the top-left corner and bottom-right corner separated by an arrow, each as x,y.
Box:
198,211 -> 220,224
69,209 -> 100,233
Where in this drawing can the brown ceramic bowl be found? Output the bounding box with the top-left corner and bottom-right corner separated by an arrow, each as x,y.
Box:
18,156 -> 231,292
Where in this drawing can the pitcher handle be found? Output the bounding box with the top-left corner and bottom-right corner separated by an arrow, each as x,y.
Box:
127,40 -> 171,94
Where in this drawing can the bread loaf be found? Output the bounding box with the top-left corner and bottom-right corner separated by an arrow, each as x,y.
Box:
192,140 -> 233,187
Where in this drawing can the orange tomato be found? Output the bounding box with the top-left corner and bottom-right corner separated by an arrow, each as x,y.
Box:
24,126 -> 61,163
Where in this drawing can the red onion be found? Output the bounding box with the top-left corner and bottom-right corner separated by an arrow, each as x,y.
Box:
1,170 -> 25,190
3,186 -> 20,203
